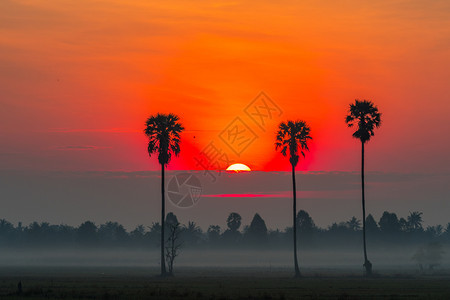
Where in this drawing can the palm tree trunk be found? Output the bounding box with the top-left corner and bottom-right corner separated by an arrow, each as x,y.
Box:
361,142 -> 372,276
292,163 -> 301,277
161,163 -> 166,276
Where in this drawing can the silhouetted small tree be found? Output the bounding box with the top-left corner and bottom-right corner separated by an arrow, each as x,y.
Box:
347,217 -> 361,231
296,210 -> 316,245
98,222 -> 128,246
165,213 -> 178,228
297,210 -> 315,233
24,222 -> 50,246
0,219 -> 16,245
165,220 -> 182,276
426,225 -> 444,239
77,221 -> 98,246
130,225 -> 146,246
412,242 -> 445,271
207,225 -> 221,245
227,213 -> 241,232
222,213 -> 242,244
182,221 -> 203,247
444,223 -> 450,242
379,212 -> 401,234
246,213 -> 268,245
365,214 -> 379,234
146,222 -> 161,247
407,211 -> 424,232
328,222 -> 353,235
399,218 -> 408,232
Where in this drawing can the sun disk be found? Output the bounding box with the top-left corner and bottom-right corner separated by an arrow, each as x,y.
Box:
226,163 -> 251,173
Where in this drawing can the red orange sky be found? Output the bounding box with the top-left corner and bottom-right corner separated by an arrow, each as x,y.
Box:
1,0 -> 449,173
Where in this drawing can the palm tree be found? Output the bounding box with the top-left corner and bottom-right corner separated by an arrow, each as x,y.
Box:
407,211 -> 423,231
144,113 -> 184,276
275,120 -> 312,277
347,216 -> 362,231
346,99 -> 381,276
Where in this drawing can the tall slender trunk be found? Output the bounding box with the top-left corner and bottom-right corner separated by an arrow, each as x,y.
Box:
361,142 -> 372,276
292,163 -> 301,277
160,163 -> 166,276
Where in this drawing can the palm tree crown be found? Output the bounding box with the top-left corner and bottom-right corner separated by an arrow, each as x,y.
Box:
275,120 -> 312,167
144,113 -> 184,165
345,100 -> 381,143
407,211 -> 423,231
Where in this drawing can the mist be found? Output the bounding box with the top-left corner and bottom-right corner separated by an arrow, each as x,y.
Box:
1,209 -> 448,275
1,247 -> 449,276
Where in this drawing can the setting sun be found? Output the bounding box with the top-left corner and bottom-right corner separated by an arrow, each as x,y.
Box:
226,163 -> 252,173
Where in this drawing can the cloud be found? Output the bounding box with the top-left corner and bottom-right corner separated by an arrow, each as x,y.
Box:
52,145 -> 102,151
45,128 -> 139,133
203,192 -> 289,198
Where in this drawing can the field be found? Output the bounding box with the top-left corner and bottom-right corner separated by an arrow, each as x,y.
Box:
0,248 -> 449,299
1,266 -> 450,299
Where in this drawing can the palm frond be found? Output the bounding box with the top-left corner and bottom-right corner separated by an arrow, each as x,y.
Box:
345,99 -> 381,143
275,120 -> 312,167
144,113 -> 184,165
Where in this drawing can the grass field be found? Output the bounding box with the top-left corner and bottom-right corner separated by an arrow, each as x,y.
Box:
1,266 -> 450,299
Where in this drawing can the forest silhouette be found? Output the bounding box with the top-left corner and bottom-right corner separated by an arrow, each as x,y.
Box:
0,211 -> 448,250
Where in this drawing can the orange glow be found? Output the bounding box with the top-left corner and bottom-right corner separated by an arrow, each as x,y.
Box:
1,1 -> 449,173
226,163 -> 252,173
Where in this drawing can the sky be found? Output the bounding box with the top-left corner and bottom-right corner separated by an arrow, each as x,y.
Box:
1,0 -> 449,229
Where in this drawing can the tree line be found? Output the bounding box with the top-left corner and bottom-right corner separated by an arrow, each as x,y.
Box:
1,211 -> 448,249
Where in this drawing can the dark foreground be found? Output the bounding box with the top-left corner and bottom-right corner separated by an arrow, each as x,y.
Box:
0,267 -> 449,299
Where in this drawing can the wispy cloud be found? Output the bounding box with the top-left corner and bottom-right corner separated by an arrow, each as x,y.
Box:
52,145 -> 103,151
45,128 -> 140,133
203,192 -> 290,198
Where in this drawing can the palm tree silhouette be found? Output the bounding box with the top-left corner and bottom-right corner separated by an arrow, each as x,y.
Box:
346,99 -> 381,276
275,120 -> 312,277
407,211 -> 423,231
144,113 -> 184,276
347,216 -> 362,231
